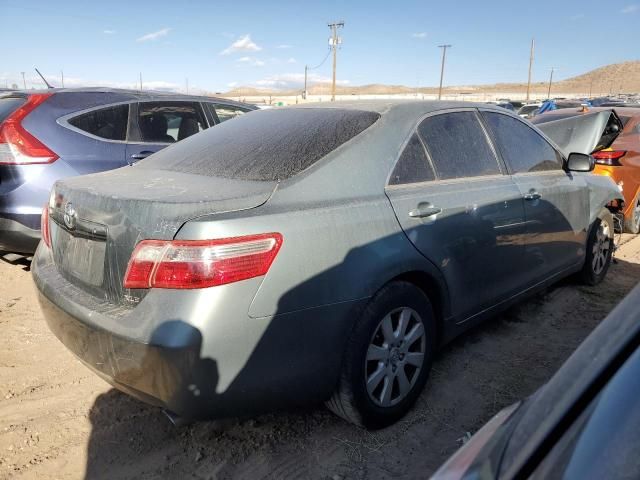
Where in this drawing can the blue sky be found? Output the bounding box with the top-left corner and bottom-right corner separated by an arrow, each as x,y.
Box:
2,0 -> 640,92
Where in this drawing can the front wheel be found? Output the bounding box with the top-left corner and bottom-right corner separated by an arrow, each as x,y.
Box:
326,281 -> 436,428
581,214 -> 614,285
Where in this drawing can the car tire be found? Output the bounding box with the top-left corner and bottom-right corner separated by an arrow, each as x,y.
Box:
326,281 -> 436,429
624,195 -> 640,234
581,214 -> 614,286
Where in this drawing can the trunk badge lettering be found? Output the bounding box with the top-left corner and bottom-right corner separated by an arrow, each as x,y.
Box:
63,202 -> 77,230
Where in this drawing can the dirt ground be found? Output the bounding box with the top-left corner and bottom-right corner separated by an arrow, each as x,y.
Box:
1,235 -> 639,480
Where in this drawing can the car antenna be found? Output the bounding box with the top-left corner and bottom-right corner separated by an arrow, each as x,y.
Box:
34,68 -> 53,89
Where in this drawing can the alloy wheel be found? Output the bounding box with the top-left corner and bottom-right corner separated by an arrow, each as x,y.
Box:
592,221 -> 611,275
365,307 -> 426,407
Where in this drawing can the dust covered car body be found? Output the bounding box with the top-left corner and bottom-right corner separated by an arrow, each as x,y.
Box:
33,101 -> 622,427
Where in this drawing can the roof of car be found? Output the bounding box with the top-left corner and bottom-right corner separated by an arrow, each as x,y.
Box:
0,87 -> 253,108
286,99 -> 508,115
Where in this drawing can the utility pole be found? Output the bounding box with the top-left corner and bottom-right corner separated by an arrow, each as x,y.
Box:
303,64 -> 308,100
526,38 -> 534,102
21,72 -> 26,89
139,72 -> 143,91
328,21 -> 344,102
589,79 -> 593,98
437,44 -> 452,100
61,70 -> 64,88
547,67 -> 555,100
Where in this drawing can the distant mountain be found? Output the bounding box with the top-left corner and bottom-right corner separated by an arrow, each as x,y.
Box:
222,61 -> 640,97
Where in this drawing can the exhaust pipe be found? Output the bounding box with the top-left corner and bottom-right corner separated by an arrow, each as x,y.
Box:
162,409 -> 191,428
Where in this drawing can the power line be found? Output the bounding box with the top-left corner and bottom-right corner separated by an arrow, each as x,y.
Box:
304,48 -> 332,100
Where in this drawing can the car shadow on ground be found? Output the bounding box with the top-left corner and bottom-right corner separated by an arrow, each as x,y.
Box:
81,254 -> 640,480
0,252 -> 32,271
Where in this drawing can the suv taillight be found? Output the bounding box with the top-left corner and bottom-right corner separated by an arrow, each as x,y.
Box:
123,233 -> 283,289
592,150 -> 626,166
41,204 -> 51,248
0,94 -> 58,165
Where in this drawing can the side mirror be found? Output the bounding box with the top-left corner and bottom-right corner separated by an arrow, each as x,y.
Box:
565,152 -> 595,172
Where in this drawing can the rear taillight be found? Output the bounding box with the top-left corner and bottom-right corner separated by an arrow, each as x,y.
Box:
41,204 -> 51,248
592,149 -> 626,166
123,233 -> 283,289
0,94 -> 58,165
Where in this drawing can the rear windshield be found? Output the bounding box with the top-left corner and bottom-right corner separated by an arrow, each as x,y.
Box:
0,97 -> 26,123
136,108 -> 380,181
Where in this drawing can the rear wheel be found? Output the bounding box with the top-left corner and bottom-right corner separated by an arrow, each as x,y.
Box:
326,281 -> 436,428
581,215 -> 614,285
624,195 -> 640,234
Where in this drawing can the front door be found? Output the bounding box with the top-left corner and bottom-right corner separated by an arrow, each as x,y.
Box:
481,110 -> 589,280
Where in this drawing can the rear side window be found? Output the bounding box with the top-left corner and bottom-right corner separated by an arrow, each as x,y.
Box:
0,97 -> 26,123
418,112 -> 501,180
137,102 -> 207,143
68,104 -> 129,141
483,112 -> 563,173
212,104 -> 248,122
389,133 -> 435,185
136,108 -> 380,181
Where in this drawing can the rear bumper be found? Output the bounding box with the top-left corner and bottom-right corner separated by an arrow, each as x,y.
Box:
37,290 -> 215,417
0,216 -> 41,253
32,244 -> 364,419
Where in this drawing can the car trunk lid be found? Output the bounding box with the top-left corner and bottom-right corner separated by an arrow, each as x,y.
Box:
48,167 -> 276,306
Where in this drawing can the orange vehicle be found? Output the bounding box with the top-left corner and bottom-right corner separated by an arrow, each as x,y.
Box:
532,107 -> 640,233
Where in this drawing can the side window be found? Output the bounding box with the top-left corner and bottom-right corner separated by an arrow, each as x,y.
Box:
137,102 -> 207,143
389,133 -> 435,185
213,104 -> 248,122
418,111 -> 501,180
68,104 -> 129,141
483,112 -> 563,173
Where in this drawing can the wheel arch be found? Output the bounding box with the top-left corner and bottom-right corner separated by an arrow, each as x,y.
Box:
382,269 -> 450,347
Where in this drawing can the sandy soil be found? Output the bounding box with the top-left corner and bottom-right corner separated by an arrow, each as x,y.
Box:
1,235 -> 639,480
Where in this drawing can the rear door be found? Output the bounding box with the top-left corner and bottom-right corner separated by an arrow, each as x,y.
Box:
385,109 -> 527,321
126,101 -> 208,163
481,110 -> 589,280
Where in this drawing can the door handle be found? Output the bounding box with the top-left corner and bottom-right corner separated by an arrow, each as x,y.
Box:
524,191 -> 542,201
409,204 -> 442,218
130,151 -> 154,161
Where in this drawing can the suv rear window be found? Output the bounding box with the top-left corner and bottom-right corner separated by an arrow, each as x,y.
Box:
68,104 -> 129,141
0,97 -> 26,123
137,108 -> 380,181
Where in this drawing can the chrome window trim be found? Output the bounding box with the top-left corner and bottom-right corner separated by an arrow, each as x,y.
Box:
57,100 -> 134,144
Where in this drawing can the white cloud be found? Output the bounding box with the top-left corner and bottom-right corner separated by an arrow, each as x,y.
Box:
287,57 -> 296,64
621,4 -> 639,13
103,29 -> 116,34
276,44 -> 293,49
136,28 -> 171,42
411,32 -> 427,39
220,34 -> 262,55
227,81 -> 238,88
236,56 -> 265,66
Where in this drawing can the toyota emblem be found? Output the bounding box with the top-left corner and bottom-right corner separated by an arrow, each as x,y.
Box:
63,202 -> 77,230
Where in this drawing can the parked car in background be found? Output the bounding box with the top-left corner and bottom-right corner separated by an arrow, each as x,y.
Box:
431,283 -> 640,480
0,88 -> 255,253
517,103 -> 541,118
33,101 -> 622,428
533,107 -> 640,233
